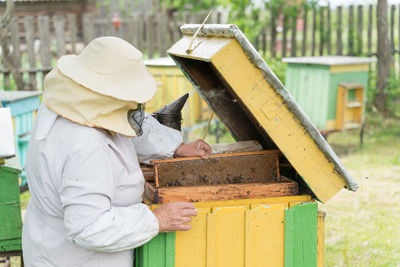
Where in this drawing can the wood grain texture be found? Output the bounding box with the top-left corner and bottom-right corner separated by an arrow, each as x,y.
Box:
284,203 -> 318,267
152,150 -> 280,187
144,177 -> 298,204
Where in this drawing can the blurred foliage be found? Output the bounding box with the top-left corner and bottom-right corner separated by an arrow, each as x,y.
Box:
368,68 -> 400,118
385,71 -> 400,117
265,57 -> 287,85
164,0 -> 319,44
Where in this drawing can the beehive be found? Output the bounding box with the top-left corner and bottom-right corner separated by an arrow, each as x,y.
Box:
135,24 -> 358,267
0,157 -> 22,252
0,91 -> 42,190
282,56 -> 375,132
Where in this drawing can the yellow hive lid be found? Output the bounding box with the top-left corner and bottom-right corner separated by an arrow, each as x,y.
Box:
167,24 -> 358,203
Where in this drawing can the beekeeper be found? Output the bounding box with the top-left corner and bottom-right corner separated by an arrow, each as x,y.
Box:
22,36 -> 212,267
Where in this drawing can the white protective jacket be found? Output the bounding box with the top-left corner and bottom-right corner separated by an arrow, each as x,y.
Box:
22,104 -> 183,267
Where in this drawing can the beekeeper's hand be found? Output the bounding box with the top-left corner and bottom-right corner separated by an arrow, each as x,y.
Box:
152,202 -> 198,232
174,139 -> 212,159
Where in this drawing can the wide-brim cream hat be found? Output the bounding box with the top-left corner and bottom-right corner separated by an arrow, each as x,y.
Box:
57,36 -> 157,103
44,67 -> 140,137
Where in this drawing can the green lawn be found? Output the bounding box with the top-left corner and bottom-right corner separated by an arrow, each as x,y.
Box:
323,116 -> 400,267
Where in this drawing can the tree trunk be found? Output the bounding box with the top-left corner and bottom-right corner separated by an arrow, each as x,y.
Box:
376,0 -> 392,112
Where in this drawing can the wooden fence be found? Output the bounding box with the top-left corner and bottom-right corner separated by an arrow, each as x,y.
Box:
0,9 -> 224,91
2,4 -> 400,92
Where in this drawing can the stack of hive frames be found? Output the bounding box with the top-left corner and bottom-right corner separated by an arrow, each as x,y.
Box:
143,150 -> 299,204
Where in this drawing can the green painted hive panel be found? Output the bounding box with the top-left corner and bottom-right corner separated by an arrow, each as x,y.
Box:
284,202 -> 318,267
0,166 -> 23,246
135,232 -> 175,267
285,64 -> 331,129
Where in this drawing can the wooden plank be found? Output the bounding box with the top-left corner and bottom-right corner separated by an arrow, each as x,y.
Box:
131,13 -> 138,47
210,140 -> 262,154
317,211 -> 326,267
311,7 -> 316,56
368,4 -> 373,55
327,3 -> 331,54
158,12 -> 168,57
144,178 -> 298,204
391,4 -> 395,57
174,208 -> 209,267
284,203 -> 318,267
146,13 -> 154,58
270,11 -> 277,58
302,8 -> 308,56
357,5 -> 363,55
209,39 -> 347,202
207,206 -> 246,267
282,14 -> 288,57
82,14 -> 94,44
68,14 -> 77,54
246,203 -> 287,267
290,14 -> 297,57
10,17 -> 21,70
336,5 -> 343,55
319,7 -> 324,55
172,12 -> 180,44
24,16 -> 37,90
348,5 -> 354,56
38,16 -> 51,85
137,12 -> 144,51
54,15 -> 66,57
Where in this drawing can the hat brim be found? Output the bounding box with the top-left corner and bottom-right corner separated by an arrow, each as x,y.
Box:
57,55 -> 157,103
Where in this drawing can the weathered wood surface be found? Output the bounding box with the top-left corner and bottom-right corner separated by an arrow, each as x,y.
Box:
357,5 -> 363,56
336,5 -> 343,55
152,150 -> 280,187
348,5 -> 355,56
144,177 -> 298,204
210,140 -> 262,154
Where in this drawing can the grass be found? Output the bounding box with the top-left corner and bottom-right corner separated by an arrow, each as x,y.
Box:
323,115 -> 400,267
12,114 -> 400,267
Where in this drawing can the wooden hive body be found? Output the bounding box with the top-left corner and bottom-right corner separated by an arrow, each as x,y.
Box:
136,24 -> 357,267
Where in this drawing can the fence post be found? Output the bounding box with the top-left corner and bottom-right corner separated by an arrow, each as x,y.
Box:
327,4 -> 331,55
302,8 -> 308,56
68,14 -> 77,54
290,14 -> 297,57
54,15 -> 66,57
146,13 -> 154,58
336,6 -> 343,55
368,5 -> 373,56
38,15 -> 52,87
282,14 -> 288,57
348,5 -> 354,56
270,12 -> 277,58
24,16 -> 37,90
10,17 -> 25,90
319,7 -> 324,56
357,5 -> 363,56
311,7 -> 316,56
83,14 -> 94,44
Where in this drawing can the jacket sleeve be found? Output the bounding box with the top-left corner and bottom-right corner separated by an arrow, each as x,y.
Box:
131,113 -> 183,163
60,147 -> 159,252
